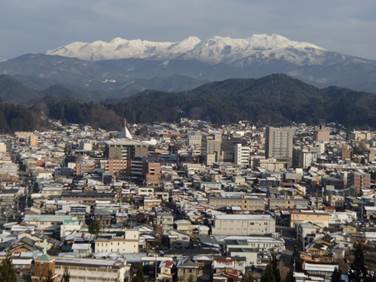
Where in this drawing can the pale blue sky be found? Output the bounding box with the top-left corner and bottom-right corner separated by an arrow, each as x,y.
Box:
1,0 -> 375,60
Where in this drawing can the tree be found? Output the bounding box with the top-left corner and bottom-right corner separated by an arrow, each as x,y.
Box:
61,267 -> 70,282
46,269 -> 54,282
131,264 -> 145,282
349,242 -> 367,282
331,268 -> 341,282
284,269 -> 296,282
242,272 -> 255,282
88,218 -> 101,235
271,254 -> 281,282
0,251 -> 17,282
261,263 -> 276,282
365,273 -> 376,282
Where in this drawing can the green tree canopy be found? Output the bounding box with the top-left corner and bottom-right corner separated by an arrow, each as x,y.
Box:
284,268 -> 296,282
0,251 -> 17,282
331,268 -> 341,282
261,263 -> 277,282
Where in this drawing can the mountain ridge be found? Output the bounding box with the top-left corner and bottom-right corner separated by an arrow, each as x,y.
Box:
108,73 -> 376,127
3,41 -> 376,92
0,74 -> 375,132
47,34 -> 326,64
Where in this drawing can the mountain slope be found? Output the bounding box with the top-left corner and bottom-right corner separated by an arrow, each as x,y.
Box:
0,55 -> 209,98
0,75 -> 41,103
109,74 -> 376,127
43,34 -> 376,92
0,74 -> 375,131
0,102 -> 44,133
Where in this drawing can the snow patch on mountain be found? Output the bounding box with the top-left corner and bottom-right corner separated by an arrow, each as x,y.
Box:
47,34 -> 327,65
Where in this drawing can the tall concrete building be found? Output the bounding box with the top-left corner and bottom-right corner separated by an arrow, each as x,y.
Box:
104,139 -> 148,176
234,143 -> 251,167
265,127 -> 295,165
105,139 -> 148,160
341,144 -> 352,161
188,132 -> 202,148
201,132 -> 222,165
349,171 -> 371,195
293,147 -> 318,168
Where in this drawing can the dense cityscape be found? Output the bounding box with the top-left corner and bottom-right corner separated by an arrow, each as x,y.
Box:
0,119 -> 374,281
2,1 -> 376,282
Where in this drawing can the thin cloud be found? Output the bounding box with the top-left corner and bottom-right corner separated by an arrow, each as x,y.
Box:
0,0 -> 375,59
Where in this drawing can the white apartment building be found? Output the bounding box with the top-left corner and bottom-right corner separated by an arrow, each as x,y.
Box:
55,257 -> 130,282
234,143 -> 251,167
222,235 -> 285,253
95,229 -> 139,254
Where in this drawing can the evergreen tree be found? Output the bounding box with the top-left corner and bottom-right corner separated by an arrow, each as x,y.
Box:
0,251 -> 17,282
261,263 -> 276,282
349,242 -> 367,282
242,272 -> 255,282
61,267 -> 70,282
365,273 -> 376,282
271,254 -> 281,282
284,268 -> 296,282
88,218 -> 101,235
331,268 -> 341,282
131,264 -> 145,282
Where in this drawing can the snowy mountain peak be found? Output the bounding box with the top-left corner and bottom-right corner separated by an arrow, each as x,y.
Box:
47,34 -> 327,64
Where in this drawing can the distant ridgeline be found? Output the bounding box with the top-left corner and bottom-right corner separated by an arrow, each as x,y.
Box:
0,73 -> 376,132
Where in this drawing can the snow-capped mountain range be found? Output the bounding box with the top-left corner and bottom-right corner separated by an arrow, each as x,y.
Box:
47,34 -> 328,65
1,33 -> 376,95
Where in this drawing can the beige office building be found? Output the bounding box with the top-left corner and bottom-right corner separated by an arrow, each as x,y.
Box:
212,214 -> 275,236
290,211 -> 330,228
265,127 -> 295,166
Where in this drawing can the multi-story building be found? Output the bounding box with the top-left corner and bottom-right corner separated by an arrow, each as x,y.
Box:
223,235 -> 285,253
209,195 -> 265,211
106,159 -> 129,175
55,257 -> 130,282
15,131 -> 39,148
95,230 -> 139,254
188,132 -> 202,149
145,162 -> 161,186
234,143 -> 251,167
350,130 -> 374,141
201,132 -> 222,165
341,144 -> 352,161
314,126 -> 330,142
290,211 -> 330,228
130,159 -> 161,186
265,127 -> 295,166
268,197 -> 309,210
293,147 -> 318,168
105,139 -> 148,161
212,214 -> 275,236
349,171 -> 371,195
